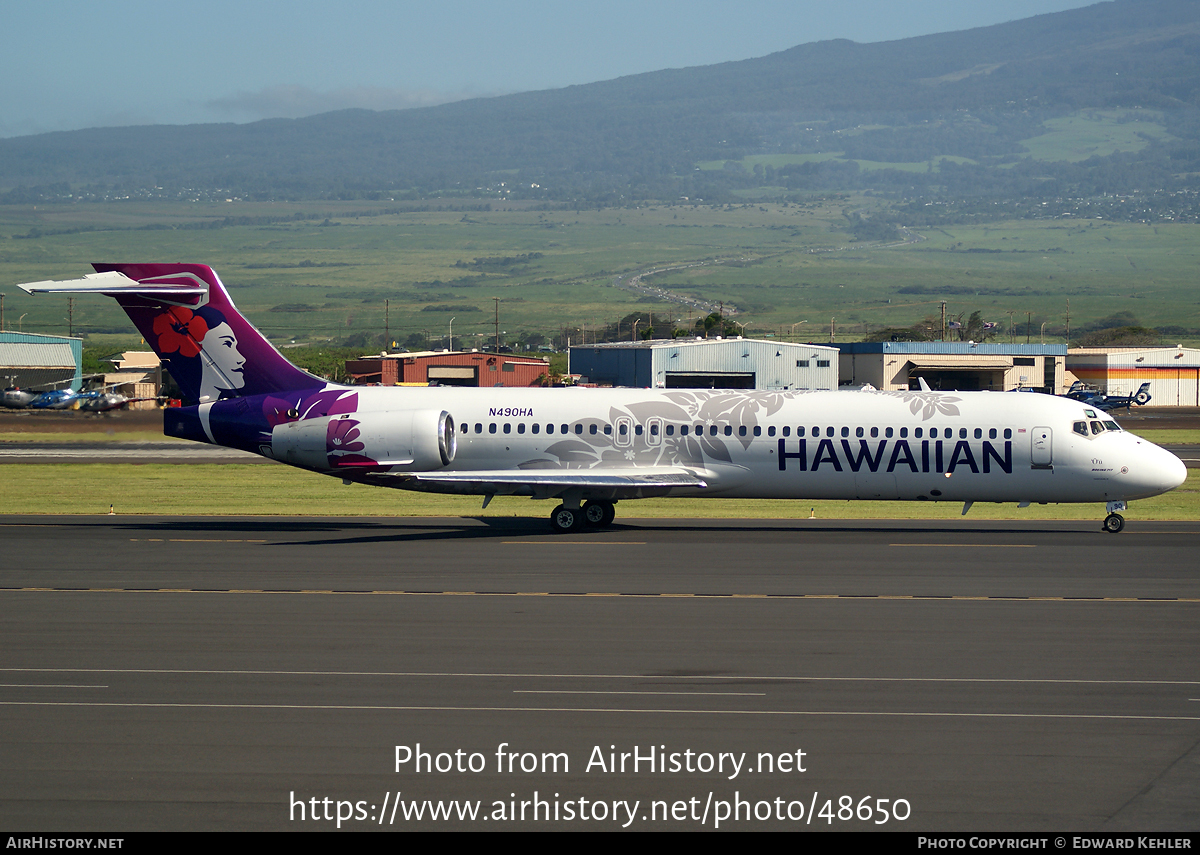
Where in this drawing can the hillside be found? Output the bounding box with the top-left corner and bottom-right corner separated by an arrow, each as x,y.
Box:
2,0 -> 1199,208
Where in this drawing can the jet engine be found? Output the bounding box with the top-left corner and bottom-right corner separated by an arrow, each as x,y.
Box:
271,409 -> 456,472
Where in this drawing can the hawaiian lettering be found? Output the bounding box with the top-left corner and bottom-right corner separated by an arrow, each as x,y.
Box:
841,439 -> 888,473
777,438 -> 807,471
982,440 -> 1013,474
776,439 -> 1013,476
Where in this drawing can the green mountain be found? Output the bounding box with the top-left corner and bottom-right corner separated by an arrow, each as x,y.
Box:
2,0 -> 1199,205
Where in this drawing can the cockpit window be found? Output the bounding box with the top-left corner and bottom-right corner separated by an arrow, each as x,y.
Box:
1090,421 -> 1105,435
1073,421 -> 1088,437
1103,421 -> 1121,431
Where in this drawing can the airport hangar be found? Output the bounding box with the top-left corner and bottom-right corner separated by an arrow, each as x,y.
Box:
0,331 -> 82,391
1067,346 -> 1200,407
837,342 -> 1068,394
567,338 -> 839,390
346,350 -> 551,387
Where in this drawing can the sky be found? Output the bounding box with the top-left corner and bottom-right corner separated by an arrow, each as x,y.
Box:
1,0 -> 1101,138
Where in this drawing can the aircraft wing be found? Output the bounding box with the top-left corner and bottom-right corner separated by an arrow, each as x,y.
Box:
375,467 -> 709,500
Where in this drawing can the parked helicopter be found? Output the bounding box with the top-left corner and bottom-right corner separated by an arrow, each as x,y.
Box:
1064,381 -> 1152,413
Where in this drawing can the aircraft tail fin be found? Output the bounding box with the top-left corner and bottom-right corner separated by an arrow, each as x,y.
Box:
18,264 -> 321,403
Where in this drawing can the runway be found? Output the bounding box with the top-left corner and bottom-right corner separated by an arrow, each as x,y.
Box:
2,515 -> 1198,831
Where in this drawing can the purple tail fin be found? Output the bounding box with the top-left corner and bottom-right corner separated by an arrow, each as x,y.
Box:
24,264 -> 322,403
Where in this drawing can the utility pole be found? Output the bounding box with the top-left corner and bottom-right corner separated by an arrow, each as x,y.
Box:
68,296 -> 74,337
1065,298 -> 1070,345
940,301 -> 947,342
0,292 -> 5,331
829,317 -> 835,344
1026,311 -> 1032,345
384,299 -> 389,350
493,298 -> 500,353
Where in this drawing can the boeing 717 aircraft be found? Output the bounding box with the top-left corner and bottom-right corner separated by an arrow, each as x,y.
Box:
17,264 -> 1188,533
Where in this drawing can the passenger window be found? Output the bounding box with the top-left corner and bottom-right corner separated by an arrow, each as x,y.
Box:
841,427 -> 850,438
798,426 -> 806,437
974,428 -> 982,439
826,427 -> 834,437
1004,429 -> 1012,439
767,426 -> 776,437
899,427 -> 907,438
738,426 -> 747,437
531,424 -> 539,434
884,427 -> 893,438
619,424 -> 627,436
960,428 -> 968,439
782,426 -> 791,437
649,424 -> 657,436
989,428 -> 997,439
666,425 -> 675,436
915,428 -> 923,438
635,425 -> 643,436
723,425 -> 732,436
604,424 -> 612,435
696,424 -> 704,435
681,425 -> 689,436
752,426 -> 761,437
709,425 -> 717,436
546,424 -> 554,434
929,428 -> 938,438
561,424 -> 568,434
517,423 -> 525,434
574,424 -> 583,435
870,427 -> 878,438
475,424 -> 483,434
856,427 -> 864,438
489,423 -> 497,434
503,424 -> 511,434
589,424 -> 598,435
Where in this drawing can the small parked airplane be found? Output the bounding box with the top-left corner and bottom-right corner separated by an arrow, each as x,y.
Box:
17,264 -> 1187,533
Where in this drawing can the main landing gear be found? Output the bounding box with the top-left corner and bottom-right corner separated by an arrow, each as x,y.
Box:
549,500 -> 616,533
1103,500 -> 1127,534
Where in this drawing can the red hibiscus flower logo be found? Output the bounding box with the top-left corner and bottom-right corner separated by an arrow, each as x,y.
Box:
152,307 -> 209,358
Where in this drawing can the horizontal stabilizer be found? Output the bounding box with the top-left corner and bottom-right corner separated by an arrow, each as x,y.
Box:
16,270 -> 204,296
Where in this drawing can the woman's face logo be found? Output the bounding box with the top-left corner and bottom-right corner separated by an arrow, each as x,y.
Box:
201,322 -> 246,394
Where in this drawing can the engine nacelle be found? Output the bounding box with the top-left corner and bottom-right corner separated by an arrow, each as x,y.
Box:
271,409 -> 456,472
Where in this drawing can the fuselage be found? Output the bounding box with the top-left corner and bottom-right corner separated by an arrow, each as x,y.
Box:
268,384 -> 1186,505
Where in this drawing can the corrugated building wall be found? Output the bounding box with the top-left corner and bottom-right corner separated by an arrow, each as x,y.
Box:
1068,347 -> 1200,407
0,332 -> 83,390
569,338 -> 838,390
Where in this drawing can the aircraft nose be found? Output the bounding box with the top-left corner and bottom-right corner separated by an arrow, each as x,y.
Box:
1141,442 -> 1188,494
1163,447 -> 1188,491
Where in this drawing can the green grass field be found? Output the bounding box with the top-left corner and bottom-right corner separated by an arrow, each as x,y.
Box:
2,192 -> 1199,351
1,463 -> 1194,520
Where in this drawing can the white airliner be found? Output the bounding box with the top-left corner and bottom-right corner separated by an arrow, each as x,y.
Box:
18,264 -> 1188,533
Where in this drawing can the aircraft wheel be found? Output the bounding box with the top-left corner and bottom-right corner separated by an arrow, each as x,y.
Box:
550,505 -> 584,533
583,500 -> 616,528
1103,513 -> 1125,534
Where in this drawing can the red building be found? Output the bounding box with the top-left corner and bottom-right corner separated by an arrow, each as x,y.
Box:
346,351 -> 550,387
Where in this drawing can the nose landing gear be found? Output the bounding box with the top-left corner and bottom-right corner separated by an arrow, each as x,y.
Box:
1103,500 -> 1127,534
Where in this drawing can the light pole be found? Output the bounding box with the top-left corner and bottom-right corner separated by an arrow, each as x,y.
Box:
449,317 -> 456,352
790,321 -> 806,342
